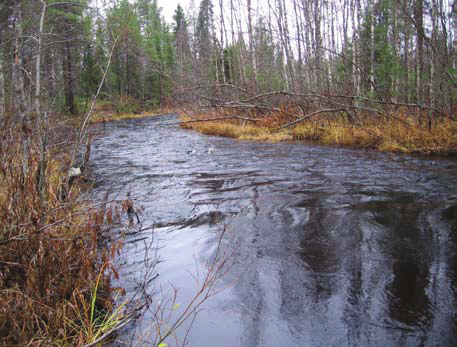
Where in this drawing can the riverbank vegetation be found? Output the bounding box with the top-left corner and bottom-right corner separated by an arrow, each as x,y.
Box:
180,107 -> 457,155
0,114 -> 129,345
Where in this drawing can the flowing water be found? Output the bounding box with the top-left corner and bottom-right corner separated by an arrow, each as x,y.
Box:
91,116 -> 457,346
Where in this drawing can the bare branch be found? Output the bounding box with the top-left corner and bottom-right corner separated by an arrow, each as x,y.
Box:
280,108 -> 346,128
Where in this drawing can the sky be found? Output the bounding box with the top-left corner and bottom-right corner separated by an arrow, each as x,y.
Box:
159,0 -> 192,23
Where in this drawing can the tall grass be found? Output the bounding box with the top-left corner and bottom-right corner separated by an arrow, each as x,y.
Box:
179,115 -> 292,142
179,110 -> 457,155
0,115 -> 124,345
292,117 -> 457,154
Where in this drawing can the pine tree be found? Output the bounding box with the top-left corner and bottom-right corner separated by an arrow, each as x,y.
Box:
195,0 -> 214,63
106,0 -> 142,101
173,4 -> 192,88
47,0 -> 87,114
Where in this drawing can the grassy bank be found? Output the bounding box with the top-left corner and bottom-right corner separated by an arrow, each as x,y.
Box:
87,99 -> 173,124
179,112 -> 457,155
292,117 -> 457,155
0,115 -> 127,345
179,115 -> 292,142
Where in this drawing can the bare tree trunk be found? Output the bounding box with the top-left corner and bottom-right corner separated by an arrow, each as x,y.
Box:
126,41 -> 130,97
414,0 -> 424,118
329,1 -> 337,88
293,0 -> 303,90
403,0 -> 411,103
229,0 -> 236,83
219,0 -> 227,84
392,0 -> 400,102
453,0 -> 457,69
247,0 -> 257,91
351,0 -> 359,97
0,47 -> 5,116
430,0 -> 438,111
235,0 -> 246,87
342,0 -> 348,48
274,0 -> 290,91
314,0 -> 322,92
12,2 -> 26,113
35,0 -> 46,115
302,0 -> 313,90
369,0 -> 375,94
63,39 -> 75,114
281,0 -> 294,90
36,0 -> 48,200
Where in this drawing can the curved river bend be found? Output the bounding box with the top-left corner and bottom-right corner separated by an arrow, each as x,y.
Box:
92,116 -> 457,346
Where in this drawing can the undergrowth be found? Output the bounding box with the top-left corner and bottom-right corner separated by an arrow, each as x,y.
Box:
0,115 -> 125,346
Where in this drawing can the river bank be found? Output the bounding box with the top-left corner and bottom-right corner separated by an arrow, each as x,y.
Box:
0,115 -> 128,346
179,113 -> 457,156
83,100 -> 457,157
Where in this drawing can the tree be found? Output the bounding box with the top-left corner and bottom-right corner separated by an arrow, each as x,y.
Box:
195,0 -> 214,79
46,0 -> 87,114
80,12 -> 103,100
173,4 -> 192,88
106,0 -> 142,100
254,17 -> 282,92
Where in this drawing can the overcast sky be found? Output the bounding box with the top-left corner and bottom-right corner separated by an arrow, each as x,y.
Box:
159,0 -> 192,23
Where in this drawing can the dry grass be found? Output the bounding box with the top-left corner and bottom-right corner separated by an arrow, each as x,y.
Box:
179,110 -> 457,155
292,117 -> 457,155
0,115 -> 126,346
91,110 -> 163,123
180,115 -> 292,142
89,99 -> 173,124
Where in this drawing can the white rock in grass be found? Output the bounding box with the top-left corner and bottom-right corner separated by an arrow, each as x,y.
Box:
68,167 -> 81,177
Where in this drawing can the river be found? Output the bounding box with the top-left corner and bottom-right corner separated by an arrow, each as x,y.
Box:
91,115 -> 457,346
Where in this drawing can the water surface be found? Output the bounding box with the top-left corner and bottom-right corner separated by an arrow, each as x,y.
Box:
92,116 -> 457,346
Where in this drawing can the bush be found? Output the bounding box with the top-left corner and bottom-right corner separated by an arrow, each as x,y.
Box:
0,115 -> 122,346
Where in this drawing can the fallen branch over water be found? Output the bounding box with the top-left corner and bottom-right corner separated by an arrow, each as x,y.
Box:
167,115 -> 262,126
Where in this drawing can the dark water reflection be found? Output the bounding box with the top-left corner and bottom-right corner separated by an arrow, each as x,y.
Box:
91,116 -> 457,346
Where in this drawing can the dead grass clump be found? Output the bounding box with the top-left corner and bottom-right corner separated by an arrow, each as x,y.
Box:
180,108 -> 456,154
0,116 -> 124,345
292,116 -> 457,154
180,115 -> 292,142
89,98 -> 173,124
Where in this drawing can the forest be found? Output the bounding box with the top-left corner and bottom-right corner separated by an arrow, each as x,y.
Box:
0,0 -> 456,345
0,0 -> 455,119
0,0 -> 455,150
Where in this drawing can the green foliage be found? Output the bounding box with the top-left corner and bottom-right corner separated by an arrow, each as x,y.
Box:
172,3 -> 192,86
253,18 -> 283,92
106,0 -> 142,98
359,0 -> 405,98
196,0 -> 214,60
138,0 -> 175,104
80,13 -> 102,97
